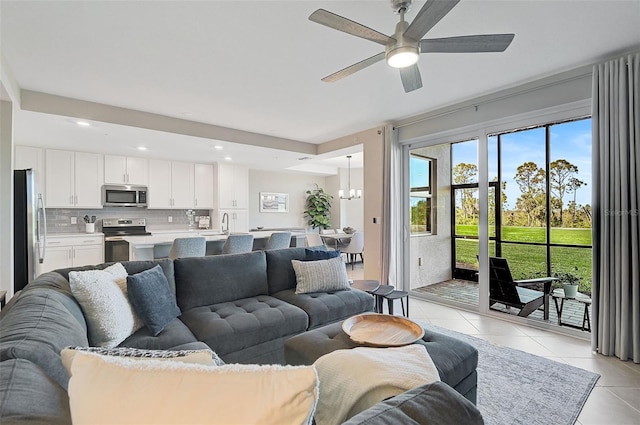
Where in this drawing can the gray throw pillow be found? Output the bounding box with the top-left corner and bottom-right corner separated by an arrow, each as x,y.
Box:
127,265 -> 181,336
292,256 -> 351,294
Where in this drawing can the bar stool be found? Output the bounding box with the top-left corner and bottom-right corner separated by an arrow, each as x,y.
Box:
382,290 -> 410,317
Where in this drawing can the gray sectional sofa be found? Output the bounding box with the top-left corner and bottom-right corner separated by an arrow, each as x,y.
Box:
0,246 -> 482,424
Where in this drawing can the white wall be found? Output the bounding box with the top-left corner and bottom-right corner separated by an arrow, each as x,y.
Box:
248,170 -> 327,230
409,144 -> 452,289
1,98 -> 14,298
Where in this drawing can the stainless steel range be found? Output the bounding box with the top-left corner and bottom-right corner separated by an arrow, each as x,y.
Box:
103,218 -> 151,262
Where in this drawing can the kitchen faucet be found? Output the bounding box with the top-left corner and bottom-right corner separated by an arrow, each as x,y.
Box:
221,212 -> 230,235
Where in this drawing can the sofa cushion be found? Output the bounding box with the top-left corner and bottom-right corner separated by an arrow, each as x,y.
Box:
175,251 -> 269,311
265,247 -> 310,294
0,359 -> 71,425
0,289 -> 89,390
273,288 -> 373,329
342,381 -> 484,425
127,265 -> 181,336
292,256 -> 351,294
179,295 -> 308,358
119,318 -> 200,350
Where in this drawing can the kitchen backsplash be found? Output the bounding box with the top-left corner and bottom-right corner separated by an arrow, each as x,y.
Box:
46,208 -> 212,233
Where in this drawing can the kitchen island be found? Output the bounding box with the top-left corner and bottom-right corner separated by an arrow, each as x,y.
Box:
122,230 -> 306,260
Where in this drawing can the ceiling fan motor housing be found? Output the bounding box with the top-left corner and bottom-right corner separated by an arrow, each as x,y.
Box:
385,19 -> 420,68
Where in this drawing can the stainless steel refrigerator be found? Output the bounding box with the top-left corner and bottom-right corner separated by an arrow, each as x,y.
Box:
14,169 -> 47,293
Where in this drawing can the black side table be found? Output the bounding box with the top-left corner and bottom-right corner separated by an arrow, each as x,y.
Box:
371,285 -> 394,313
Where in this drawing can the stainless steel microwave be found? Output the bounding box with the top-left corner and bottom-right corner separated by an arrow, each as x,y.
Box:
102,184 -> 148,207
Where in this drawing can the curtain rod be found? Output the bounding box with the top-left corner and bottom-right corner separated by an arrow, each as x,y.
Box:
394,71 -> 592,130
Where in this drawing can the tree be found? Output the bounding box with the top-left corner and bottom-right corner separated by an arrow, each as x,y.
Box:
453,163 -> 478,224
550,159 -> 583,225
514,162 -> 545,226
568,176 -> 587,224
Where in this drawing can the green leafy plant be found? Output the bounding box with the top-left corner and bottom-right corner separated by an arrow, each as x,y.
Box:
304,185 -> 333,229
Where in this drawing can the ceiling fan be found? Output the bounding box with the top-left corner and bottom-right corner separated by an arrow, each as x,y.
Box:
309,0 -> 515,93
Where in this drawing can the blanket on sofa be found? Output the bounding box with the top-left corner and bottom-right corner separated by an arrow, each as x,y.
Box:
313,344 -> 440,425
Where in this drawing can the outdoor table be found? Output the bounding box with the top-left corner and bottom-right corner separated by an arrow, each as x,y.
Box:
551,288 -> 592,332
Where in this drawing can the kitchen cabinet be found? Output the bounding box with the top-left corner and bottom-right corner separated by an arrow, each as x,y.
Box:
104,155 -> 148,185
45,149 -> 103,208
215,163 -> 249,209
218,208 -> 249,233
194,163 -> 214,209
36,234 -> 104,276
147,159 -> 194,209
14,145 -> 45,196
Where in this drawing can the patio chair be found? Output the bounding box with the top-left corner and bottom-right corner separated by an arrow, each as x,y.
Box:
489,257 -> 555,319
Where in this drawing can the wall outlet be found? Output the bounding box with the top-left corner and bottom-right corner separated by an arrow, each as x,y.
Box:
168,216 -> 173,223
70,217 -> 77,224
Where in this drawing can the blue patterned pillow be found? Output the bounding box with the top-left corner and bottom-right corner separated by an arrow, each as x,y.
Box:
127,265 -> 181,336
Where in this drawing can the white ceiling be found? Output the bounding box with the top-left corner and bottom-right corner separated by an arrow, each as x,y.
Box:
2,0 -> 639,173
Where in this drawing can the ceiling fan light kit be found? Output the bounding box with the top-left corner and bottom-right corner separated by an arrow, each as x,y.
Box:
309,0 -> 515,93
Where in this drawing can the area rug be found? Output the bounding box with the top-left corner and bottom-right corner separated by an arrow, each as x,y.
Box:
422,323 -> 600,425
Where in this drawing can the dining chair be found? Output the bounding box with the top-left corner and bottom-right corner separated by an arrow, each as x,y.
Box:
153,242 -> 173,259
341,231 -> 364,270
222,234 -> 254,254
169,237 -> 206,260
320,229 -> 336,235
264,232 -> 292,250
305,233 -> 325,248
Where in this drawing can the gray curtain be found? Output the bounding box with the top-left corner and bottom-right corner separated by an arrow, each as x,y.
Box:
592,52 -> 640,363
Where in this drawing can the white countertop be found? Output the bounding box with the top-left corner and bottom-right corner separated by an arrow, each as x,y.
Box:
48,232 -> 104,238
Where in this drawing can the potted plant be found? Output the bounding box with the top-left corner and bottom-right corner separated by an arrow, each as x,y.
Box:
554,269 -> 581,298
304,185 -> 333,230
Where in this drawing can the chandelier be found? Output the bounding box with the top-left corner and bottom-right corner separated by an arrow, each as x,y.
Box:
339,155 -> 362,200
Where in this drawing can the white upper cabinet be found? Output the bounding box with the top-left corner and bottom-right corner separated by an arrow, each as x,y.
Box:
104,155 -> 148,186
14,145 -> 45,196
194,163 -> 214,209
147,159 -> 194,209
215,163 -> 249,209
45,149 -> 103,208
170,161 -> 194,209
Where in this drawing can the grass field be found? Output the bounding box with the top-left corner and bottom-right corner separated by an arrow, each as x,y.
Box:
454,225 -> 593,295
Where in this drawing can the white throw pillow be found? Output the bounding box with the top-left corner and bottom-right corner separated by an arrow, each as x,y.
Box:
61,347 -> 224,376
67,351 -> 319,425
313,345 -> 440,425
69,263 -> 143,347
292,256 -> 351,294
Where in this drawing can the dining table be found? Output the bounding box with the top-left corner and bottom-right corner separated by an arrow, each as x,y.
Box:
320,232 -> 353,250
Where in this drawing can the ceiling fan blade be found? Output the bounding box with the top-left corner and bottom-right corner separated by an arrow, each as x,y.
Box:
420,34 -> 515,53
399,64 -> 423,93
404,0 -> 461,41
322,52 -> 386,83
309,9 -> 394,46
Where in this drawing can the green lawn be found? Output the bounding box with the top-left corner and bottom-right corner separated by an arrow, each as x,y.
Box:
454,225 -> 593,295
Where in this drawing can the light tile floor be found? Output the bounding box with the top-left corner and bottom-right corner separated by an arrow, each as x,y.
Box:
346,262 -> 640,425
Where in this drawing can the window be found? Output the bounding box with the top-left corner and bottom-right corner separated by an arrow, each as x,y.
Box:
410,154 -> 435,234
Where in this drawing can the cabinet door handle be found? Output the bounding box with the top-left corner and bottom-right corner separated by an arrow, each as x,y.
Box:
124,173 -> 127,183
195,199 -> 198,206
75,195 -> 78,205
70,195 -> 73,204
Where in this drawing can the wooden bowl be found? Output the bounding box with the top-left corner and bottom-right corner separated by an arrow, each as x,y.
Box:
342,313 -> 425,347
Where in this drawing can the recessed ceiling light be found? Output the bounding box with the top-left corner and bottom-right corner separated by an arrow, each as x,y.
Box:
76,121 -> 91,127
214,145 -> 223,150
224,156 -> 232,161
137,146 -> 148,151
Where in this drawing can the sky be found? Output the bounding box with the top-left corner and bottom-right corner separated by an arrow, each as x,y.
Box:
449,118 -> 592,209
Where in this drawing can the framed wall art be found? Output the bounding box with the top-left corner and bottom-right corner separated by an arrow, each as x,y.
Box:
259,192 -> 289,213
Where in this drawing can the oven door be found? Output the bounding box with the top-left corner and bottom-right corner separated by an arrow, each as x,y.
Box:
104,238 -> 130,262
